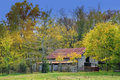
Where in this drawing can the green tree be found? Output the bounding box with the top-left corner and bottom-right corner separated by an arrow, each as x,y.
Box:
74,6 -> 86,40
0,30 -> 22,74
83,22 -> 120,70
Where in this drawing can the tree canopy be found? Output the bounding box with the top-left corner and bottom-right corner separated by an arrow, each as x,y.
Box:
83,22 -> 120,66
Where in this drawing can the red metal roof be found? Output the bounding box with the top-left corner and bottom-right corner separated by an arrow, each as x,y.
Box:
47,48 -> 85,59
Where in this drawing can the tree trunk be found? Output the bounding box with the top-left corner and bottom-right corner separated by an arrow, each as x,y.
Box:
106,63 -> 109,71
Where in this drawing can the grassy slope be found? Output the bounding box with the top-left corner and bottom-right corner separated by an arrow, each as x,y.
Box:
0,72 -> 120,80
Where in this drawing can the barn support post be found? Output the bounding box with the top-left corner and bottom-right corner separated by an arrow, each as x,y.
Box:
58,63 -> 62,72
77,59 -> 79,72
51,64 -> 53,72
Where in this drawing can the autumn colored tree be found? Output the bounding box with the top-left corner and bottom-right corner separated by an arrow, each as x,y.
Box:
36,24 -> 78,55
0,30 -> 25,74
5,0 -> 41,51
0,0 -> 47,73
83,22 -> 120,70
6,0 -> 40,31
67,52 -> 81,63
36,23 -> 78,72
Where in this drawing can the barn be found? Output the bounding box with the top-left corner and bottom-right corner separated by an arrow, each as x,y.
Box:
35,48 -> 99,72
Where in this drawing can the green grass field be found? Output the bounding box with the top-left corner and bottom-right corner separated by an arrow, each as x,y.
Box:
0,72 -> 120,80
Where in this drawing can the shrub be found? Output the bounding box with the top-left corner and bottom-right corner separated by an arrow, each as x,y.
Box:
18,61 -> 27,73
42,62 -> 49,73
1,66 -> 9,74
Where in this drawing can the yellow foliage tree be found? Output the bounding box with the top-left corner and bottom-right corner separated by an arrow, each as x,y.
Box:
36,24 -> 78,55
56,55 -> 64,62
83,22 -> 120,69
67,52 -> 81,63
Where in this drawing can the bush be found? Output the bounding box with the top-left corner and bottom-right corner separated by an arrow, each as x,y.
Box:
42,62 -> 49,73
1,66 -> 9,74
18,61 -> 27,73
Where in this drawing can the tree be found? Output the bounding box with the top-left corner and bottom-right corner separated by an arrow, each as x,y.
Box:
0,0 -> 45,73
36,24 -> 78,55
83,22 -> 120,70
36,23 -> 78,72
57,9 -> 74,31
0,30 -> 23,74
6,0 -> 40,31
74,6 -> 86,40
67,52 -> 81,63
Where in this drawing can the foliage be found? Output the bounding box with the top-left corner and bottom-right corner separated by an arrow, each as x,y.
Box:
42,62 -> 49,73
56,52 -> 82,63
2,0 -> 120,73
0,66 -> 9,74
6,0 -> 40,31
83,22 -> 120,66
56,55 -> 64,62
0,0 -> 43,73
18,61 -> 27,73
36,24 -> 78,60
0,31 -> 15,73
67,52 -> 81,63
73,41 -> 84,48
73,6 -> 120,40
